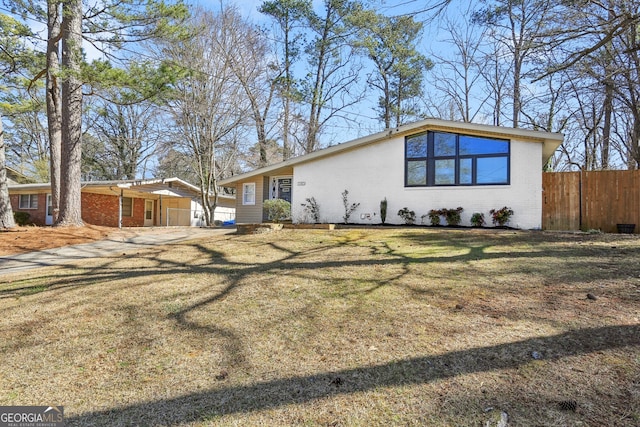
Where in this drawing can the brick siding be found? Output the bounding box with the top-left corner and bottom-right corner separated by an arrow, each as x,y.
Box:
81,193 -> 146,227
10,193 -> 48,225
9,192 -> 149,227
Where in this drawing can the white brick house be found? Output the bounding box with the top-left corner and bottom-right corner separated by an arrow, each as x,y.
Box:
219,119 -> 563,229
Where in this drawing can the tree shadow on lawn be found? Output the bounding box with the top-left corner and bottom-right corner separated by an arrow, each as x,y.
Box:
0,230 -> 632,300
1,231 -> 639,423
1,231 -> 637,341
64,324 -> 640,426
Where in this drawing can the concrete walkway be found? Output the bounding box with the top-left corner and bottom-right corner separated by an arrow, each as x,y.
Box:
0,227 -> 235,274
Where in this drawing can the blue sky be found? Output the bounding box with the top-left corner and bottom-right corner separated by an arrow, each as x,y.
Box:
200,0 -> 469,144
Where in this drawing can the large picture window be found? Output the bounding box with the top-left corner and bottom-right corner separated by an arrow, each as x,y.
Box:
405,131 -> 510,187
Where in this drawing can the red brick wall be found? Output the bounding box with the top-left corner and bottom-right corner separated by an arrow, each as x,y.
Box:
10,191 -> 150,227
10,193 -> 48,225
128,197 -> 146,227
81,193 -> 146,227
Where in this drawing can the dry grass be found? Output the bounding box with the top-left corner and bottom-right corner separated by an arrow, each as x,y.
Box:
0,228 -> 638,426
0,225 -> 124,256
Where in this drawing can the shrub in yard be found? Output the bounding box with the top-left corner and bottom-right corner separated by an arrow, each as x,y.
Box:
444,207 -> 463,226
263,199 -> 291,223
13,211 -> 30,226
342,190 -> 360,224
397,207 -> 415,225
427,209 -> 442,226
490,206 -> 514,226
470,212 -> 486,227
301,197 -> 320,223
380,197 -> 388,224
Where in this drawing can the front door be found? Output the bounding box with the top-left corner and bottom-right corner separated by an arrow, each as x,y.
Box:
144,200 -> 154,226
276,177 -> 292,203
46,194 -> 53,225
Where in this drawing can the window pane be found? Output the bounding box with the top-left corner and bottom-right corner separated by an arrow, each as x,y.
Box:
407,161 -> 427,185
406,134 -> 427,158
243,183 -> 256,205
122,197 -> 133,217
459,158 -> 472,184
460,136 -> 509,155
435,159 -> 455,185
19,194 -> 37,209
477,157 -> 508,184
19,195 -> 28,209
434,132 -> 456,156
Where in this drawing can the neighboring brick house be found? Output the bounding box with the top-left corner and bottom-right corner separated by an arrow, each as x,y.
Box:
8,177 -> 235,227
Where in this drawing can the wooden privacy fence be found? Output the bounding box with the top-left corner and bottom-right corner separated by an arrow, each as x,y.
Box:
543,170 -> 640,233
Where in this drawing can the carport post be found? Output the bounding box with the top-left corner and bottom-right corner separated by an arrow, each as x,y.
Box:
159,195 -> 163,227
119,189 -> 123,229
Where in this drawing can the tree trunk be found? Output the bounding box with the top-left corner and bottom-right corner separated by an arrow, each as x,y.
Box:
47,0 -> 62,223
602,79 -> 612,169
601,6 -> 615,170
306,5 -> 332,154
0,117 -> 16,229
58,0 -> 83,226
512,55 -> 521,128
282,20 -> 292,161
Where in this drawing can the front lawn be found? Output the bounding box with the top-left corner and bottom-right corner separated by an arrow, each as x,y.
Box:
0,228 -> 638,426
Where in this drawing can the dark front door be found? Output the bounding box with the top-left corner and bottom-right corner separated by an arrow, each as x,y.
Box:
277,178 -> 292,203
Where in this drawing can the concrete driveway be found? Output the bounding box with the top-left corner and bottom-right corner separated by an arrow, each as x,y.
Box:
0,227 -> 235,274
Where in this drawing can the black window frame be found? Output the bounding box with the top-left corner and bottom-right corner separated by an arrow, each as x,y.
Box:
405,131 -> 510,187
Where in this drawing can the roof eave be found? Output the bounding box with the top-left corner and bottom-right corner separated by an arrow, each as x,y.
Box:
219,119 -> 565,186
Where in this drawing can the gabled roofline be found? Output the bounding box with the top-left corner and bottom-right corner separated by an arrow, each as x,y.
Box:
5,166 -> 36,184
219,118 -> 564,186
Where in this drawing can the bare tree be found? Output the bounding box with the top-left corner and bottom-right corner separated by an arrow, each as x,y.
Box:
162,9 -> 249,225
84,95 -> 161,179
473,0 -> 555,128
221,7 -> 278,168
301,0 -> 364,153
427,13 -> 487,123
260,0 -> 310,161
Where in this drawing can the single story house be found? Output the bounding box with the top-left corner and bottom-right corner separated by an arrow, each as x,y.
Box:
219,119 -> 563,229
9,177 -> 235,227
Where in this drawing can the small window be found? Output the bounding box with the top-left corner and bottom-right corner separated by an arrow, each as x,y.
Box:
406,134 -> 428,157
434,133 -> 456,156
122,197 -> 133,217
407,161 -> 427,186
243,183 -> 256,205
19,194 -> 38,209
435,159 -> 455,185
477,157 -> 509,184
